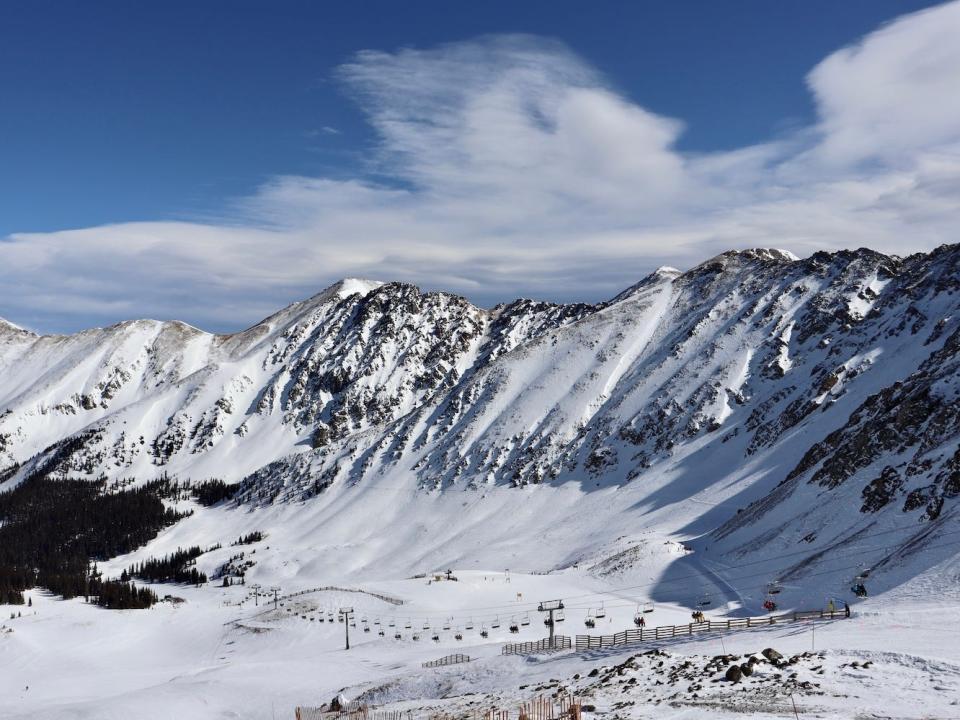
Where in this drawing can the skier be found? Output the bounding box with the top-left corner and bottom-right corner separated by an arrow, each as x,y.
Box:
843,601 -> 850,618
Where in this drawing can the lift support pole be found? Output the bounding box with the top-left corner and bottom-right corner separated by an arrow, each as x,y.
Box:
340,607 -> 354,650
537,599 -> 564,649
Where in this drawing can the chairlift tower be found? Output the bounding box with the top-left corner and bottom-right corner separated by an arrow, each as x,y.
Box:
537,599 -> 564,648
269,586 -> 281,609
250,583 -> 262,606
339,607 -> 354,650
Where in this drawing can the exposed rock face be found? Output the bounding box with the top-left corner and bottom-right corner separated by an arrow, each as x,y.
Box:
1,246 -> 960,581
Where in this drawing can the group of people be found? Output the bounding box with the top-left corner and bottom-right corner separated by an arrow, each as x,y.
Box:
690,610 -> 707,623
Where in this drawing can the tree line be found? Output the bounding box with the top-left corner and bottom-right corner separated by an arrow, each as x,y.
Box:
0,476 -> 188,608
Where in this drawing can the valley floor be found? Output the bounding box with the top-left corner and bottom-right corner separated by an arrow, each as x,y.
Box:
3,560 -> 959,720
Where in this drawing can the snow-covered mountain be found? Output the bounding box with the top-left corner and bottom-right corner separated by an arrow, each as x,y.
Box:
2,245 -> 960,594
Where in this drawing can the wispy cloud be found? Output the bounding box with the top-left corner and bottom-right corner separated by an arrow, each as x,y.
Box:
3,3 -> 960,334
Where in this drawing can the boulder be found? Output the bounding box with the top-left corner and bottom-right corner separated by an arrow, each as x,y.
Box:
762,648 -> 783,663
725,665 -> 743,683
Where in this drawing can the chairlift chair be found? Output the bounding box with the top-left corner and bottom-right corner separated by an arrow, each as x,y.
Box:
455,629 -> 463,641
643,602 -> 655,613
405,619 -> 412,629
584,610 -> 595,629
378,629 -> 385,637
394,632 -> 402,640
423,621 -> 430,630
442,619 -> 451,631
555,609 -> 565,622
388,618 -> 395,627
432,634 -> 440,643
520,613 -> 530,626
412,633 -> 420,641
466,618 -> 475,630
480,626 -> 489,638
509,618 -> 520,633
491,616 -> 501,629
595,603 -> 605,619
697,593 -> 713,608
766,580 -> 783,595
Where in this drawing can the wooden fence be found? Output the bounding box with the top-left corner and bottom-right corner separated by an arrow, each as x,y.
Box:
297,696 -> 580,720
502,635 -> 572,655
429,695 -> 581,720
574,609 -> 847,651
423,653 -> 471,668
295,706 -> 407,720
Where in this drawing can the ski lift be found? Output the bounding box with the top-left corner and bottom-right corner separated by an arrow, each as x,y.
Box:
318,616 -> 325,623
520,613 -> 530,627
762,598 -> 777,612
509,618 -> 520,633
466,618 -> 475,630
442,619 -> 451,630
555,609 -> 565,622
394,632 -> 402,640
338,614 -> 344,623
480,626 -> 489,638
766,580 -> 783,595
423,621 -> 430,630
697,593 -> 713,608
405,619 -> 412,629
363,623 -> 371,633
378,629 -> 385,637
455,629 -> 463,641
595,603 -> 606,619
432,634 -> 440,642
374,617 -> 381,625
584,610 -> 595,629
643,602 -> 655,613
491,616 -> 501,629
388,618 -> 396,628
412,633 -> 420,641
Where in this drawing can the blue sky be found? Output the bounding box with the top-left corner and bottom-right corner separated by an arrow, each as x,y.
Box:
1,1 -> 958,332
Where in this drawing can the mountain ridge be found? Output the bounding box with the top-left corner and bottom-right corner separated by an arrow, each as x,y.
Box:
1,243 -> 959,594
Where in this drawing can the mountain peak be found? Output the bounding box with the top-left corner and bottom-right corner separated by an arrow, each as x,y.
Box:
328,278 -> 385,299
0,316 -> 33,335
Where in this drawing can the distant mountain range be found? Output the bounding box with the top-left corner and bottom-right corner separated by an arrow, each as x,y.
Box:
2,245 -> 959,590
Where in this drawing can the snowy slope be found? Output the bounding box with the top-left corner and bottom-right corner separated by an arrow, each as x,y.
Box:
3,245 -> 960,720
1,245 -> 960,602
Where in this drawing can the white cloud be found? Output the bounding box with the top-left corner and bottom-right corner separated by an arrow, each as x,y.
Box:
2,5 -> 960,333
